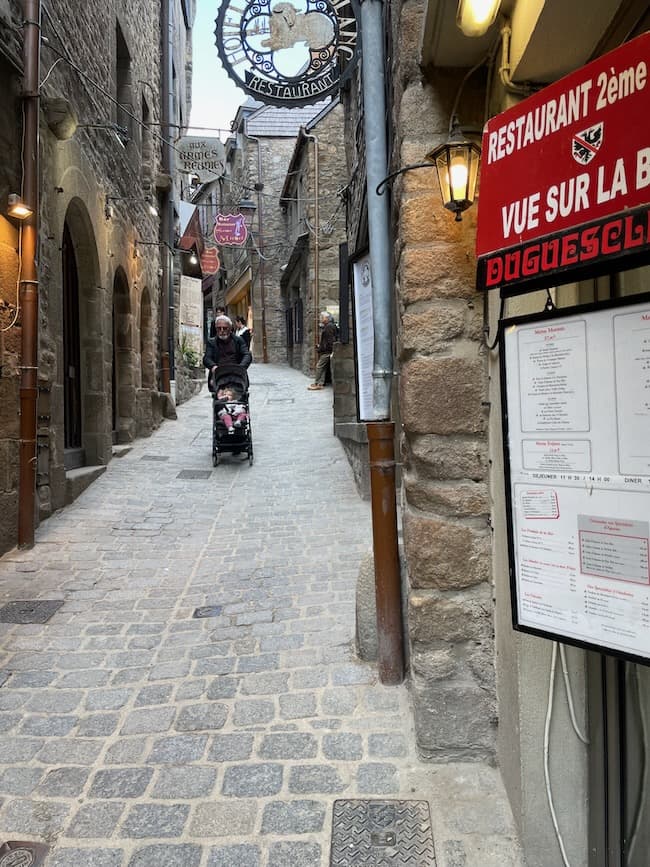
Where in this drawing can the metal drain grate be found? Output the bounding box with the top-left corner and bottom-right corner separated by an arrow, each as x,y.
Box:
330,800 -> 436,866
176,470 -> 212,479
141,455 -> 170,462
0,840 -> 50,865
193,605 -> 223,619
0,600 -> 64,624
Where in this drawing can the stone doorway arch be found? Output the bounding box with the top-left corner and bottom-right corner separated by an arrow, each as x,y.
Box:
112,268 -> 136,443
61,199 -> 107,469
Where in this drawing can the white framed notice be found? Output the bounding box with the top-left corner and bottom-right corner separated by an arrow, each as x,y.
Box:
352,253 -> 374,421
501,293 -> 650,663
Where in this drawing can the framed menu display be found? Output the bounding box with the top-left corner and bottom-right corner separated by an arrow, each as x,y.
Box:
501,293 -> 650,663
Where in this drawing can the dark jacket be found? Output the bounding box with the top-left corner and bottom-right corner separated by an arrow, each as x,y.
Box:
203,334 -> 252,370
317,321 -> 337,355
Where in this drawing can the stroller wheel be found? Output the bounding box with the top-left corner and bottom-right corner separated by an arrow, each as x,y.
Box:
248,448 -> 253,466
212,451 -> 220,467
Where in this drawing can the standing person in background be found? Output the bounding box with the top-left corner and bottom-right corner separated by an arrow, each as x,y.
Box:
308,311 -> 337,391
235,315 -> 252,351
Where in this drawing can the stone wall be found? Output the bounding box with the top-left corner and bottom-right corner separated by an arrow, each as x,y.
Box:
390,0 -> 495,761
0,0 -> 185,552
248,137 -> 299,365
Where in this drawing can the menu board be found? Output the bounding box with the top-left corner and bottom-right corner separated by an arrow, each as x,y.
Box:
352,254 -> 375,421
501,294 -> 650,662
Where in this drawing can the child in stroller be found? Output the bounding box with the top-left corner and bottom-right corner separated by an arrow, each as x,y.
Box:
215,385 -> 248,434
210,364 -> 253,466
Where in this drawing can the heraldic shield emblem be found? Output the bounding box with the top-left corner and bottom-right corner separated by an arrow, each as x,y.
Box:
572,122 -> 604,165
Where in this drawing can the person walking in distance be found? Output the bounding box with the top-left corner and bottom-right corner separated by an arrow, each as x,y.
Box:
308,311 -> 337,391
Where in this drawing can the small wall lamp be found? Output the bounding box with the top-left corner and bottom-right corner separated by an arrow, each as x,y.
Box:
189,252 -> 198,265
7,193 -> 33,220
106,196 -> 159,219
425,118 -> 481,222
456,0 -> 501,37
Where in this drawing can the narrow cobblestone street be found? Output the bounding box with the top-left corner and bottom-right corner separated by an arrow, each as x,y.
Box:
0,364 -> 523,866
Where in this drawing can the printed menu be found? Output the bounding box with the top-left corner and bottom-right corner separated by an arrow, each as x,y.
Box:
504,298 -> 650,660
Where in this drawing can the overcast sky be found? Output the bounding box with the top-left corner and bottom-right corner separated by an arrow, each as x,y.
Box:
189,0 -> 247,139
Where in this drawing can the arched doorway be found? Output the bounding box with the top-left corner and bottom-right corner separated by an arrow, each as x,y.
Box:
112,268 -> 135,443
62,222 -> 83,468
61,200 -> 104,471
140,288 -> 154,390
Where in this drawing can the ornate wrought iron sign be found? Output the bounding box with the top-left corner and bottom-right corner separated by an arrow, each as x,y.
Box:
215,0 -> 359,107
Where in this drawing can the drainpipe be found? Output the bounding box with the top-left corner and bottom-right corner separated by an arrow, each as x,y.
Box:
159,0 -> 174,391
360,0 -> 404,684
245,130 -> 268,363
17,0 -> 41,548
304,132 -> 319,367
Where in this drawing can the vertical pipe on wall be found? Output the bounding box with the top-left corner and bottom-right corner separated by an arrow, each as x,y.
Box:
17,0 -> 41,548
359,0 -> 392,420
359,0 -> 404,683
305,132 -> 319,367
159,0 -> 173,391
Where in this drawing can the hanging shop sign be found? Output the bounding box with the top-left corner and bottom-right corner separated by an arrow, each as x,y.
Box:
213,213 -> 248,246
200,245 -> 221,275
176,137 -> 225,182
215,0 -> 359,107
476,32 -> 650,295
501,293 -> 650,664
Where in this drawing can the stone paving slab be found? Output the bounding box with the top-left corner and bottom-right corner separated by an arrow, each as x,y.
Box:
0,364 -> 525,866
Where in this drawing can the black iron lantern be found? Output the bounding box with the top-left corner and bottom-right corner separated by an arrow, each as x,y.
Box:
426,119 -> 481,221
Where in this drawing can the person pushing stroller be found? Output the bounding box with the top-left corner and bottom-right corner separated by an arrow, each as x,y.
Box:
203,314 -> 252,383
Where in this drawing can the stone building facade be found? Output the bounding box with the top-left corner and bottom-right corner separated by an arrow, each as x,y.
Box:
214,99 -> 336,365
343,0 -> 650,864
280,100 -> 348,377
0,0 -> 194,554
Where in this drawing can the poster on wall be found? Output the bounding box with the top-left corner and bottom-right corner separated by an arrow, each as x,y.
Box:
180,276 -> 203,359
501,293 -> 650,663
352,253 -> 374,421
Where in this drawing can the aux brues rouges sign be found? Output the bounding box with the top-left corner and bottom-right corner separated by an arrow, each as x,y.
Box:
215,0 -> 358,107
476,32 -> 650,295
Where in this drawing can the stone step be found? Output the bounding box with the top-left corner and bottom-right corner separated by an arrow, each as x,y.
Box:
65,465 -> 107,505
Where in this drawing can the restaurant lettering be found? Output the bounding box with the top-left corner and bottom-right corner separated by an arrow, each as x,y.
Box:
476,33 -> 650,293
480,205 -> 650,290
487,61 -> 647,165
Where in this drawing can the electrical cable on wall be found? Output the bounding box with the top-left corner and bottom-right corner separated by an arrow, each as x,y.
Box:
3,102 -> 27,335
544,643 -> 573,867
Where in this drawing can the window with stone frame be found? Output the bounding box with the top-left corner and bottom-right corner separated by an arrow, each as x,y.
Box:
115,22 -> 134,145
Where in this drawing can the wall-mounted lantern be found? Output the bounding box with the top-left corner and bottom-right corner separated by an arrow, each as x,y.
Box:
456,0 -> 501,37
7,193 -> 33,220
426,119 -> 481,222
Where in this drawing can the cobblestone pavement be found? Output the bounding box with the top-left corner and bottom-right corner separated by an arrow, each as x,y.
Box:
0,363 -> 524,866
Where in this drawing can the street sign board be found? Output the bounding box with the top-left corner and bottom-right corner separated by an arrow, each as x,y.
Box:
476,32 -> 650,294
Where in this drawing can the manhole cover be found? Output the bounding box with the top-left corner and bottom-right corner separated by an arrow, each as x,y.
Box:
193,605 -> 223,619
140,455 -> 169,461
176,470 -> 212,479
0,840 -> 50,866
330,800 -> 436,866
0,601 -> 64,624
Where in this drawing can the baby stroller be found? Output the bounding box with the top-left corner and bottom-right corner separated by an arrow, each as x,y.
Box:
209,364 -> 254,467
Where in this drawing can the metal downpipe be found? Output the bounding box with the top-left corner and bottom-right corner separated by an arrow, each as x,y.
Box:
160,0 -> 174,392
360,0 -> 404,684
17,0 -> 41,548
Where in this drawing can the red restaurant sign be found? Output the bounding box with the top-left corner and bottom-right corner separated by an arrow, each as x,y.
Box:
476,32 -> 650,294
